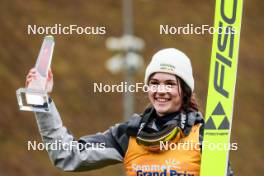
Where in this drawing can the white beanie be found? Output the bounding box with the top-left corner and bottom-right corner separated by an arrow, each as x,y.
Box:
144,48 -> 194,91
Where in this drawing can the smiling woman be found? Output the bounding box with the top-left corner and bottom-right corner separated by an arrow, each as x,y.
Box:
145,48 -> 199,117
148,72 -> 183,117
27,48 -> 233,176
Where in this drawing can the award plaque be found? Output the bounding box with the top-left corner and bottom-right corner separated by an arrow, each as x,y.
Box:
16,36 -> 55,112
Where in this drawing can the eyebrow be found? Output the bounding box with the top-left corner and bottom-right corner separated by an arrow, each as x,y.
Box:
149,78 -> 177,82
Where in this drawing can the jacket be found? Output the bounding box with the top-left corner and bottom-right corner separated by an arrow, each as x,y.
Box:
33,100 -> 234,175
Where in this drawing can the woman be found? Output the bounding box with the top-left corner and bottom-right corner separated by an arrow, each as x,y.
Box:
26,48 -> 233,175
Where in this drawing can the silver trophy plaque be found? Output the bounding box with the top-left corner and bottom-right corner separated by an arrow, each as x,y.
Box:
16,36 -> 55,112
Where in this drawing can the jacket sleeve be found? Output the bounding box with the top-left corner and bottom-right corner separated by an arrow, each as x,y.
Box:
34,100 -> 130,172
199,124 -> 234,176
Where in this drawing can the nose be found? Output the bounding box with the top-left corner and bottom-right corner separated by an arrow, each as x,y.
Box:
150,84 -> 168,94
157,84 -> 167,93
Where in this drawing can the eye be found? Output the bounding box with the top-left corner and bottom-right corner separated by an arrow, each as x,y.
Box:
149,80 -> 159,85
165,81 -> 178,87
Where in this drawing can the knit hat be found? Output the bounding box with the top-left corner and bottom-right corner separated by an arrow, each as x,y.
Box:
144,48 -> 194,91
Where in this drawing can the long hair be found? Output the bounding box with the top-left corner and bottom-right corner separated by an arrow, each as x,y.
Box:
178,77 -> 199,113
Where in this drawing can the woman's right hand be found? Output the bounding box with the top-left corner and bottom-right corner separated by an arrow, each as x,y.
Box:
25,68 -> 54,93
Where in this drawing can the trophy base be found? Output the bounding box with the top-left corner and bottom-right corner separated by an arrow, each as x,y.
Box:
16,88 -> 50,112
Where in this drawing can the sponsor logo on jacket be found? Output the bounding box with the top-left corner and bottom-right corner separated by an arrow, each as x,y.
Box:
136,169 -> 194,176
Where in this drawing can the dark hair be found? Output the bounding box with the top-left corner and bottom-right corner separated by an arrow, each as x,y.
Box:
178,77 -> 199,113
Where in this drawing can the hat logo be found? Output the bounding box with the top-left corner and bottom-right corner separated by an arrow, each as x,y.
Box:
159,63 -> 175,72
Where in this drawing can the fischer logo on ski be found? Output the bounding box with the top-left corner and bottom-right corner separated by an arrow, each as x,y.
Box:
205,102 -> 230,130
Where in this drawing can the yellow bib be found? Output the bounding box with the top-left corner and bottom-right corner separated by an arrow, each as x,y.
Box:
124,124 -> 201,176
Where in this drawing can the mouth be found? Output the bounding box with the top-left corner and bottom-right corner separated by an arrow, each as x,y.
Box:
154,97 -> 171,103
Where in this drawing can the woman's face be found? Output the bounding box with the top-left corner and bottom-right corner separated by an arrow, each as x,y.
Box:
148,72 -> 182,117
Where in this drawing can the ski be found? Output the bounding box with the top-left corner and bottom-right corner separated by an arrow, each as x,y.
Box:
200,0 -> 243,176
